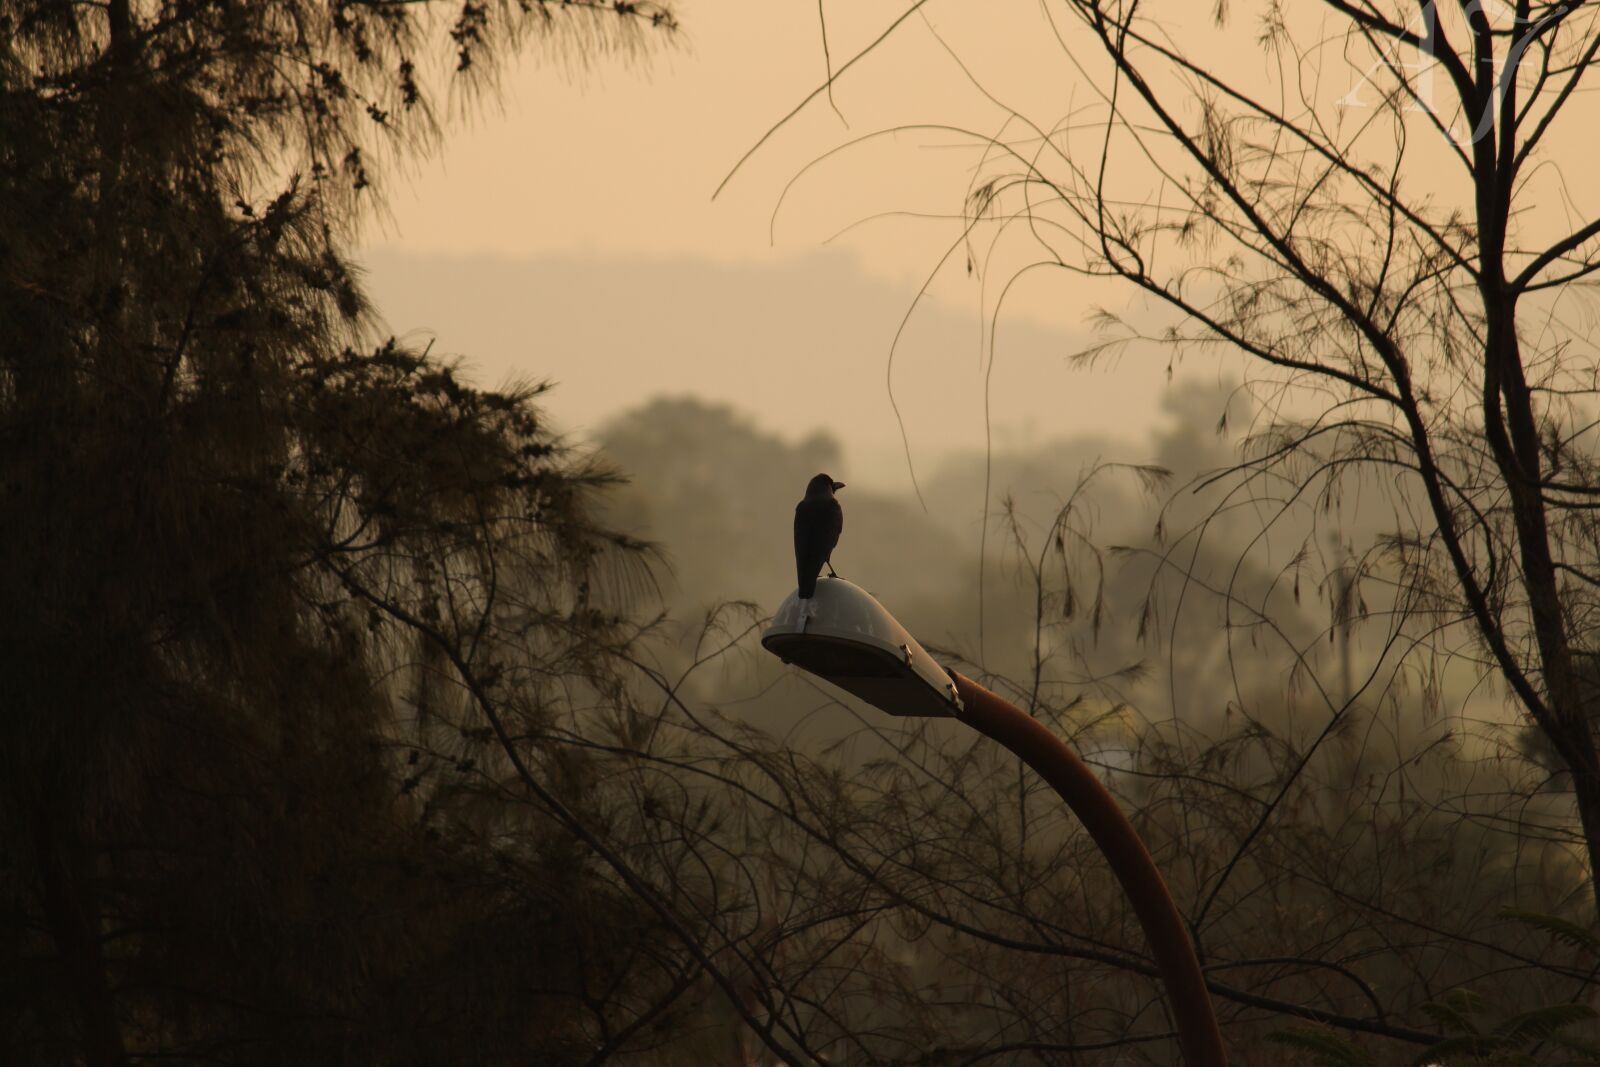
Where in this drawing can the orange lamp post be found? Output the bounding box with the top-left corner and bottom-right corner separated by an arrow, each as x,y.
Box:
763,578 -> 1226,1067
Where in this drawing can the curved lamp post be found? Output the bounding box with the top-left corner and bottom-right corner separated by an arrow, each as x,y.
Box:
763,577 -> 1227,1067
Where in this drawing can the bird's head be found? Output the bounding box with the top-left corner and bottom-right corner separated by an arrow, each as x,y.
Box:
806,473 -> 845,496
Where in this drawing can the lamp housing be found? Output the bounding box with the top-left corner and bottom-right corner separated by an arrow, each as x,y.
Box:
761,578 -> 961,718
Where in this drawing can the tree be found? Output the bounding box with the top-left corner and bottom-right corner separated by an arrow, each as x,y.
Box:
644,0 -> 1600,1058
565,469 -> 1600,1061
749,0 -> 1600,906
947,0 -> 1600,905
0,2 -> 685,1063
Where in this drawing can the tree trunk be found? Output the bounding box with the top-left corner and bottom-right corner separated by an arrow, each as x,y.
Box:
1559,728 -> 1600,918
35,810 -> 126,1067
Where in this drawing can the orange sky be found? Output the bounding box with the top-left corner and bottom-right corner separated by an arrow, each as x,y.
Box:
357,0 -> 1214,488
358,0 -> 1600,487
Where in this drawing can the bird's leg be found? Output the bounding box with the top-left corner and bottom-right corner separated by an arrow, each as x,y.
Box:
826,562 -> 838,579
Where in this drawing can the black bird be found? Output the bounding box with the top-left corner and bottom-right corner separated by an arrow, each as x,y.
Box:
794,473 -> 845,602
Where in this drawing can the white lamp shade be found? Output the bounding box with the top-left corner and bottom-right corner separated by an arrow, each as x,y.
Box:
762,578 -> 962,718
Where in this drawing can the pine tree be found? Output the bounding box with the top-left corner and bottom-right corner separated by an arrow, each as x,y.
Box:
0,3 -> 678,1063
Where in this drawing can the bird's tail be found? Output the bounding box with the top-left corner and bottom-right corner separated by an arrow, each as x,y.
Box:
798,573 -> 817,599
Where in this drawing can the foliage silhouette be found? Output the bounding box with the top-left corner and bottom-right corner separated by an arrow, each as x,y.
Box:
0,2 -> 683,1064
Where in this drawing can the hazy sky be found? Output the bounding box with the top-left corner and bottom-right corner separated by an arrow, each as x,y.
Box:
365,0 -> 1086,276
358,0 -> 1599,488
358,0 -> 1219,487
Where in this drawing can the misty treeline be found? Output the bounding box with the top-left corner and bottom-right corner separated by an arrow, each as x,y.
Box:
5,3 -> 1600,1067
597,388 -> 1591,1065
721,0 -> 1600,1058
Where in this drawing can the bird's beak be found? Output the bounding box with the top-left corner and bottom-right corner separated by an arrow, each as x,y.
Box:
832,481 -> 846,491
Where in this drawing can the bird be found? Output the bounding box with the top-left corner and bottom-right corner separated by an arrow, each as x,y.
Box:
794,473 -> 845,612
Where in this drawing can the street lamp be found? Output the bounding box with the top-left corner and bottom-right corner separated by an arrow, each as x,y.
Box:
762,577 -> 1228,1067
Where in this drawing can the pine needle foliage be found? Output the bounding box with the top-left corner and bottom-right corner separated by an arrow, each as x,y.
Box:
0,2 -> 680,1064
